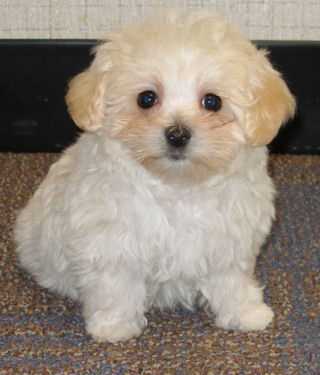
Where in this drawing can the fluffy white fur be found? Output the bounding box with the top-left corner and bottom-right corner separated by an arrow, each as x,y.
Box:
15,11 -> 295,343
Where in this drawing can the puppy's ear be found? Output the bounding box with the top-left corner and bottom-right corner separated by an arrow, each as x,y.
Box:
244,51 -> 296,146
65,69 -> 107,131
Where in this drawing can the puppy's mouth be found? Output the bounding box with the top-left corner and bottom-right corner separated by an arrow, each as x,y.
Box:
166,147 -> 187,161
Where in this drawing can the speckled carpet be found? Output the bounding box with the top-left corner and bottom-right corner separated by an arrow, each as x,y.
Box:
0,153 -> 319,375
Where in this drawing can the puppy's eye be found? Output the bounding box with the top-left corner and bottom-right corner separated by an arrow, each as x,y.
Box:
137,90 -> 158,109
201,93 -> 222,112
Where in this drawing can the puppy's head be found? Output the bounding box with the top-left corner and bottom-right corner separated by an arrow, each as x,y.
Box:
66,11 -> 295,183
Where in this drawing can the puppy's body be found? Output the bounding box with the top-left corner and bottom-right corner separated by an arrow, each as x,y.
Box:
15,11 -> 294,342
16,133 -> 274,339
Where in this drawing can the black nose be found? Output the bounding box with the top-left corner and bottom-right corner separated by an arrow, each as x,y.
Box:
165,125 -> 191,148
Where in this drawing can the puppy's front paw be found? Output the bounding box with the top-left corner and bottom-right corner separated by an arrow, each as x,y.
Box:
237,303 -> 274,331
216,303 -> 274,331
86,310 -> 147,343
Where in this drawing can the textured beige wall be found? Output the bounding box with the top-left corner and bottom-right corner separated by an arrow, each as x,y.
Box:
0,0 -> 319,40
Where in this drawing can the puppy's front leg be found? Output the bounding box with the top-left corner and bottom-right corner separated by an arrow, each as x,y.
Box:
201,270 -> 274,331
80,268 -> 147,343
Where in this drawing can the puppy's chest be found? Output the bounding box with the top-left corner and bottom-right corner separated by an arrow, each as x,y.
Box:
146,187 -> 221,273
159,191 -> 213,240
141,178 -> 268,279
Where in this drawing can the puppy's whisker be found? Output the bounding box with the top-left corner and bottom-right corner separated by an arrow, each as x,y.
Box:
209,117 -> 235,130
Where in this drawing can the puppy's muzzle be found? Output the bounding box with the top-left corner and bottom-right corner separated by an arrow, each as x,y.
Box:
164,125 -> 192,161
165,125 -> 191,148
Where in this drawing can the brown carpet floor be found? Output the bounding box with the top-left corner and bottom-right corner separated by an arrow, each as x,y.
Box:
0,153 -> 319,375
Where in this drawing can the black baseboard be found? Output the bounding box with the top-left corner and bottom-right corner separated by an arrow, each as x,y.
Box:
0,40 -> 319,154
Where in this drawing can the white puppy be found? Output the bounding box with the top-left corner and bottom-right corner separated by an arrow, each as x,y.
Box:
15,11 -> 295,342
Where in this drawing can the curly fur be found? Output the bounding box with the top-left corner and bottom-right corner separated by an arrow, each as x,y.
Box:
15,10 -> 295,342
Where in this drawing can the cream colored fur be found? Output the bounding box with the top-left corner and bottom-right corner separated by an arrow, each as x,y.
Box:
15,10 -> 295,343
